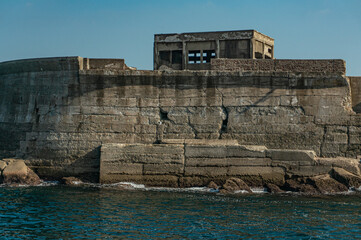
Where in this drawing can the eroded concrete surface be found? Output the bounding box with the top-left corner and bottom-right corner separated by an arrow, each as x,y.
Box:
0,57 -> 360,186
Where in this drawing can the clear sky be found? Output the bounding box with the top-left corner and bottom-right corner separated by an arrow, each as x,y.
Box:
0,0 -> 360,75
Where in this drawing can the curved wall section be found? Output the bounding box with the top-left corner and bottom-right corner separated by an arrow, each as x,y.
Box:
0,57 -> 81,160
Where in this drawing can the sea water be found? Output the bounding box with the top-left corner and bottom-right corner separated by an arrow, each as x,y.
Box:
0,184 -> 360,239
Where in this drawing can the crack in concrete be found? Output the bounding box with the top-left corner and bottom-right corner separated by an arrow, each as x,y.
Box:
187,115 -> 198,139
320,126 -> 327,157
216,87 -> 228,139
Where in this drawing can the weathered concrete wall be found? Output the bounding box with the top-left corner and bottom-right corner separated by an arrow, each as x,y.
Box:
0,57 -> 360,182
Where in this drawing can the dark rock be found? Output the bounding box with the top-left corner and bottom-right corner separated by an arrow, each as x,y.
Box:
331,167 -> 361,189
207,181 -> 219,190
307,174 -> 348,194
220,177 -> 252,193
283,179 -> 302,192
265,183 -> 284,193
1,159 -> 41,185
61,177 -> 83,185
283,179 -> 318,194
299,184 -> 319,194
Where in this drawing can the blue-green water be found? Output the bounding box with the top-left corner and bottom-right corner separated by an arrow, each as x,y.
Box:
0,185 -> 360,239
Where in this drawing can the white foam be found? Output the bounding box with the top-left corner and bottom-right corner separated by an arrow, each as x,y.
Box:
109,182 -> 146,189
145,186 -> 211,193
39,181 -> 59,186
234,190 -> 250,194
0,180 -> 60,188
99,182 -> 272,194
250,187 -> 268,193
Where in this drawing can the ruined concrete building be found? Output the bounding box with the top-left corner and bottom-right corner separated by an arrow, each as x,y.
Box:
1,30 -> 361,190
154,30 -> 274,70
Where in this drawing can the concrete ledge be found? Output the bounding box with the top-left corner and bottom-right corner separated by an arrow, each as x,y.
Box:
266,149 -> 316,163
85,58 -> 126,70
0,57 -> 129,75
162,139 -> 239,145
211,59 -> 346,74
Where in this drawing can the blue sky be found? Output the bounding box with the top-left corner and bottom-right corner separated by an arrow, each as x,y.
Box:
0,0 -> 360,75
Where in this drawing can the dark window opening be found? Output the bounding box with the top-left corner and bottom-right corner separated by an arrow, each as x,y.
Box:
265,55 -> 272,59
188,50 -> 201,64
203,50 -> 216,63
159,51 -> 170,62
172,50 -> 182,64
255,52 -> 263,59
268,48 -> 272,54
202,52 -> 207,63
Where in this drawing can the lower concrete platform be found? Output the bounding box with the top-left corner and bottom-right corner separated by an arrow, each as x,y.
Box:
99,139 -> 361,187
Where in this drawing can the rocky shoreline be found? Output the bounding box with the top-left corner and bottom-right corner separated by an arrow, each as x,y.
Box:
2,158 -> 361,195
0,159 -> 41,186
208,172 -> 361,194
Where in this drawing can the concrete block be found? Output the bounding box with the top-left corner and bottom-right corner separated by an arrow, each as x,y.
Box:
142,175 -> 179,187
185,145 -> 228,158
161,139 -> 186,144
137,98 -> 159,107
162,133 -> 196,140
228,166 -> 284,176
143,164 -> 183,175
167,115 -> 189,124
317,157 -> 361,176
324,134 -> 348,144
224,96 -> 280,107
102,153 -> 184,164
135,125 -> 157,134
266,149 -> 316,163
184,166 -> 228,176
103,143 -> 184,155
186,157 -> 272,167
349,126 -> 361,134
100,162 -> 143,175
286,165 -> 331,177
192,124 -> 222,133
133,134 -> 157,143
226,145 -> 267,158
184,139 -> 239,145
321,143 -> 340,156
196,133 -> 221,139
111,124 -> 135,133
163,124 -> 194,134
349,135 -> 361,144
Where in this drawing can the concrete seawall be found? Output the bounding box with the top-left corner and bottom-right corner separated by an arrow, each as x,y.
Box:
0,57 -> 360,184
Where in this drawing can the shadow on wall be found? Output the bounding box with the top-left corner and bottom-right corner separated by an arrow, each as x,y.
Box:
349,76 -> 361,114
353,102 -> 361,113
29,146 -> 101,182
